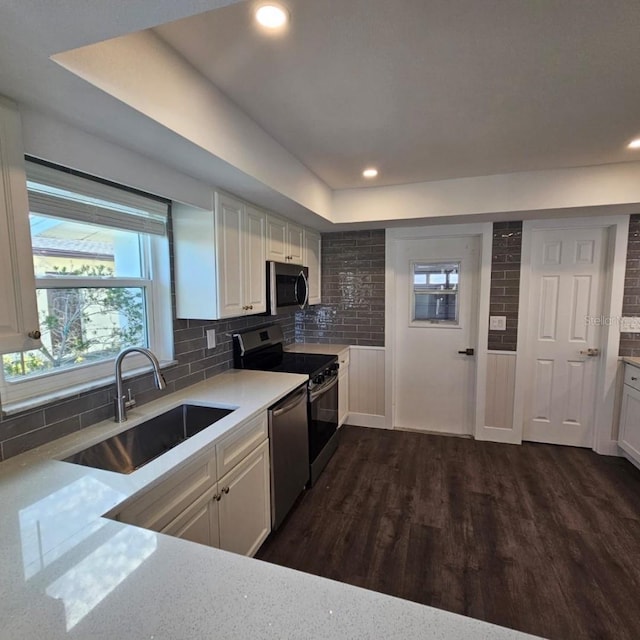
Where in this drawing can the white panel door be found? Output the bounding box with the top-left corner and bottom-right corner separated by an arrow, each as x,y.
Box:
524,227 -> 606,446
393,236 -> 480,435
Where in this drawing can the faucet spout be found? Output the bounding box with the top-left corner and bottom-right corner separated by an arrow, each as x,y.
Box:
114,347 -> 167,422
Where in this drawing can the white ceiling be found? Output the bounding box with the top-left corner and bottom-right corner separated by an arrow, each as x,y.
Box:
1,0 -> 640,220
155,0 -> 640,189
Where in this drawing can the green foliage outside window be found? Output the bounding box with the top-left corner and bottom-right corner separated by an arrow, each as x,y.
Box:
2,264 -> 146,380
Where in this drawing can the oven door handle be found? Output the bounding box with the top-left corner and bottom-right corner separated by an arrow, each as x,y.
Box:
271,387 -> 308,417
309,374 -> 338,403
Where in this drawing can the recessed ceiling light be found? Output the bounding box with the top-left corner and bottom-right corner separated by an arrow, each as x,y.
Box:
628,138 -> 640,149
255,4 -> 289,29
362,168 -> 378,179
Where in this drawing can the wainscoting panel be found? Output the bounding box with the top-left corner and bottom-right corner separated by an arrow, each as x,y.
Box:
347,346 -> 386,428
478,351 -> 520,443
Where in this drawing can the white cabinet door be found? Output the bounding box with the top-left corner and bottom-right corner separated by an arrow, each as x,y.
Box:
266,215 -> 287,263
244,205 -> 266,314
215,193 -> 245,319
304,229 -> 321,305
218,439 -> 271,557
162,485 -> 220,548
619,383 -> 640,464
287,222 -> 304,264
0,97 -> 40,354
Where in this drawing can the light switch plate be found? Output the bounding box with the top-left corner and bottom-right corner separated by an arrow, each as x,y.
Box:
206,329 -> 216,349
490,315 -> 507,331
620,317 -> 640,333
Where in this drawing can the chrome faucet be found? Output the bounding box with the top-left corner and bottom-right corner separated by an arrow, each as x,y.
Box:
114,347 -> 167,422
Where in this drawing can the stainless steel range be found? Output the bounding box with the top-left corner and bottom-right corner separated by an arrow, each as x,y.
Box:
233,325 -> 340,489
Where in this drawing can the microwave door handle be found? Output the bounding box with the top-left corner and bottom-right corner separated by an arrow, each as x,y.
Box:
296,270 -> 309,309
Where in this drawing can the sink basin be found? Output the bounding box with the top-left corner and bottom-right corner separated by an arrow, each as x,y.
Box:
63,404 -> 235,474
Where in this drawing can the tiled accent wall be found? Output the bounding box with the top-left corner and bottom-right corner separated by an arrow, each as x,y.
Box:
488,221 -> 522,351
619,214 -> 640,357
0,212 -> 295,461
295,230 -> 385,346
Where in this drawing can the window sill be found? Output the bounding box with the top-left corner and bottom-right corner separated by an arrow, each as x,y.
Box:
1,359 -> 178,417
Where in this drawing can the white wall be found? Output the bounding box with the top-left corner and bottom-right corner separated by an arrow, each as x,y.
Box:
21,108 -> 214,210
52,30 -> 333,221
333,162 -> 640,225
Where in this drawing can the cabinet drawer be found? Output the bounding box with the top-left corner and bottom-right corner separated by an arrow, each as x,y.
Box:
624,364 -> 640,392
216,411 -> 268,478
116,449 -> 216,532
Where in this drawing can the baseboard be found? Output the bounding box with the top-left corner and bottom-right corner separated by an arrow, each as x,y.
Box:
344,413 -> 388,429
475,425 -> 522,445
596,440 -> 623,457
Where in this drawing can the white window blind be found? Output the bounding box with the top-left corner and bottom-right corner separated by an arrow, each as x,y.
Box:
25,161 -> 168,236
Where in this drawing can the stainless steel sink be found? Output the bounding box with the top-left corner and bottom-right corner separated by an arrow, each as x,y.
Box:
63,404 -> 235,474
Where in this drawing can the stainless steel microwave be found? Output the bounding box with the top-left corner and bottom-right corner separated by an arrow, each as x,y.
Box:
267,261 -> 309,315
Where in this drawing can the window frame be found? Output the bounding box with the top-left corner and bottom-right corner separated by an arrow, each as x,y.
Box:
0,163 -> 173,412
409,259 -> 463,328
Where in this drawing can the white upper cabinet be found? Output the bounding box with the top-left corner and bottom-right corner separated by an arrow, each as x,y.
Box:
174,191 -> 321,320
215,193 -> 245,318
0,98 -> 40,354
304,229 -> 322,306
287,222 -> 304,264
266,215 -> 287,263
266,215 -> 304,265
244,204 -> 267,315
173,192 -> 266,320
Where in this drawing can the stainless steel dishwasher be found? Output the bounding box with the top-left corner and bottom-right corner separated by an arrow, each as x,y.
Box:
268,383 -> 309,529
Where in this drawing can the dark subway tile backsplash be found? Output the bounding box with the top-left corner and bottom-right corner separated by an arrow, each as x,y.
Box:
296,229 -> 385,347
619,214 -> 640,357
488,221 -> 522,351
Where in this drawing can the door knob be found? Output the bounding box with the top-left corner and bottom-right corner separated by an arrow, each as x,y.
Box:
579,348 -> 600,357
457,348 -> 475,356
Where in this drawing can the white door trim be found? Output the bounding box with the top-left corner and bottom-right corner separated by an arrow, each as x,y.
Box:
513,215 -> 629,454
385,223 -> 492,433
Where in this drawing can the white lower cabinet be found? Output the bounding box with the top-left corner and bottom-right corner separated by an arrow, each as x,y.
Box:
116,412 -> 270,557
619,364 -> 640,466
162,485 -> 220,548
218,440 -> 270,557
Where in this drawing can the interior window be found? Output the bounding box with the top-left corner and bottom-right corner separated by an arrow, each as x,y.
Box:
412,261 -> 460,324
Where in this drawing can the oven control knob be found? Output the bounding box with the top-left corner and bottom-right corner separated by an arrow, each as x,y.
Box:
313,374 -> 325,385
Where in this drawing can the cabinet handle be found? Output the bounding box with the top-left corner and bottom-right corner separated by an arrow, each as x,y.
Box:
249,305 -> 253,310
28,330 -> 41,340
223,486 -> 230,494
632,377 -> 638,381
214,492 -> 222,502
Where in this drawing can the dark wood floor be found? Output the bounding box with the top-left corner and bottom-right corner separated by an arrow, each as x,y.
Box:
257,425 -> 640,640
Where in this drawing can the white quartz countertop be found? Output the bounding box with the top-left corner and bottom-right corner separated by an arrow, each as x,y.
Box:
622,356 -> 640,368
0,369 -> 538,639
285,343 -> 351,356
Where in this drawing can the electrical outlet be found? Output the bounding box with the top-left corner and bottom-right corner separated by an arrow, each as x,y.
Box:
490,315 -> 507,331
206,329 -> 216,349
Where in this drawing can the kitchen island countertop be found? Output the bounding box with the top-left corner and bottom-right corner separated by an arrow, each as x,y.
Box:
0,368 -> 539,640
